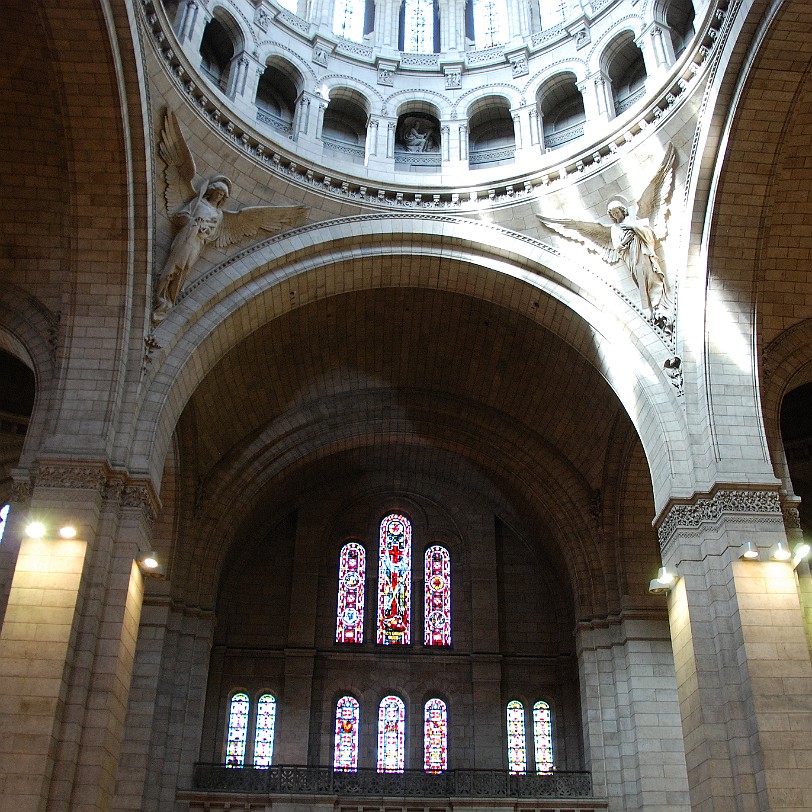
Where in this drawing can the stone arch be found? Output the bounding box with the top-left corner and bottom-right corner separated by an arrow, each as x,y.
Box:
599,29 -> 648,117
535,70 -> 586,150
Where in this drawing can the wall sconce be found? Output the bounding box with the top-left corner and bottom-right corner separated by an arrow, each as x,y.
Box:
648,566 -> 678,595
770,540 -> 792,561
24,520 -> 78,540
739,541 -> 760,560
792,542 -> 811,568
136,551 -> 166,578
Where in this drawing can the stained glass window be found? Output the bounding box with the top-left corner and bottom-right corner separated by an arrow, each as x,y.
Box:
336,542 -> 366,643
253,694 -> 277,767
533,701 -> 553,773
423,698 -> 448,772
424,545 -> 451,646
0,504 -> 8,543
334,696 -> 360,771
333,0 -> 365,43
403,0 -> 435,54
225,692 -> 250,767
539,0 -> 569,28
506,700 -> 527,774
472,0 -> 507,48
377,514 -> 411,645
377,695 -> 406,772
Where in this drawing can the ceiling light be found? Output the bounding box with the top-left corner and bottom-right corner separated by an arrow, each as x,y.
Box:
648,566 -> 677,595
136,551 -> 165,578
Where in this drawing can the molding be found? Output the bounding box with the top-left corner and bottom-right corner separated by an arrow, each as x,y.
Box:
656,484 -> 783,552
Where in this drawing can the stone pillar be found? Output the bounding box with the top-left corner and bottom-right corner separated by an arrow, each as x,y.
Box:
226,50 -> 264,107
577,612 -> 691,812
175,0 -> 211,65
636,23 -> 674,81
579,72 -> 614,134
376,0 -> 401,50
658,486 -> 812,812
512,104 -> 542,161
0,463 -> 154,812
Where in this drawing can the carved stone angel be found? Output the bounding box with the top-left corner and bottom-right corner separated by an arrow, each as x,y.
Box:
154,109 -> 308,322
537,144 -> 677,331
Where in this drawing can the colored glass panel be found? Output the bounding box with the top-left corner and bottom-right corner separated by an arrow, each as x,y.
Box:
533,701 -> 553,773
332,0 -> 365,43
225,692 -> 250,767
377,695 -> 406,772
333,696 -> 360,771
376,514 -> 411,645
336,542 -> 366,643
403,0 -> 434,54
539,0 -> 569,28
423,545 -> 451,646
0,504 -> 8,543
473,0 -> 507,47
423,698 -> 448,772
506,700 -> 526,774
253,694 -> 276,767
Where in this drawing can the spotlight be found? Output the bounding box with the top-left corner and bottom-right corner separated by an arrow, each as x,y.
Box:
770,541 -> 791,561
136,551 -> 165,578
59,525 -> 77,539
648,566 -> 677,595
792,542 -> 811,568
739,541 -> 759,560
25,521 -> 46,539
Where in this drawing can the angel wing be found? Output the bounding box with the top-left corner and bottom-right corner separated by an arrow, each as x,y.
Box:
159,109 -> 197,213
536,215 -> 617,263
215,205 -> 309,249
635,143 -> 676,239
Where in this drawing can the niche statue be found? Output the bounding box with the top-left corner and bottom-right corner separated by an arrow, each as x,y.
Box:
154,109 -> 308,322
537,144 -> 677,332
397,115 -> 439,153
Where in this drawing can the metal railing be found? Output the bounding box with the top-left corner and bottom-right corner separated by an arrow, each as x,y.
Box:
192,764 -> 592,798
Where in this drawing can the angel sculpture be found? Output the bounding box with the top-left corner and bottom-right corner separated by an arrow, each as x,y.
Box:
537,144 -> 677,332
153,109 -> 309,322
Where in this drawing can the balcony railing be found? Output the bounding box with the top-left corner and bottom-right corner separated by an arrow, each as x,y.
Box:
191,764 -> 592,798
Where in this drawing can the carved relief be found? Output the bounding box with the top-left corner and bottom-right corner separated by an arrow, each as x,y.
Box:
37,463 -> 108,493
377,67 -> 394,86
444,69 -> 462,90
509,55 -> 528,78
396,115 -> 440,153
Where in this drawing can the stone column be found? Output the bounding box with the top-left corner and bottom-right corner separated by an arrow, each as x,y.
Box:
174,0 -> 211,66
577,611 -> 691,812
0,463 -> 155,812
226,50 -> 264,108
579,72 -> 614,135
658,486 -> 812,812
512,104 -> 542,161
636,23 -> 674,82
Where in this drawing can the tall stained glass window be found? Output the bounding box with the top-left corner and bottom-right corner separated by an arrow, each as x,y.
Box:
472,0 -> 507,48
334,696 -> 360,771
0,504 -> 8,543
539,0 -> 569,28
533,701 -> 553,773
423,698 -> 448,772
225,692 -> 250,767
377,695 -> 406,772
377,514 -> 411,645
402,0 -> 435,54
253,694 -> 277,767
333,0 -> 365,43
424,545 -> 451,646
506,700 -> 527,774
336,542 -> 366,643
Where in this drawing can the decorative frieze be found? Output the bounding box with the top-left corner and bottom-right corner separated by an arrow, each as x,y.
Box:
657,487 -> 783,551
36,462 -> 108,494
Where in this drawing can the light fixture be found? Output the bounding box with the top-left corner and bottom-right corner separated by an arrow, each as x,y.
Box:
739,541 -> 760,560
25,521 -> 46,539
648,566 -> 678,595
58,525 -> 77,539
770,540 -> 792,561
136,551 -> 165,578
792,542 -> 811,568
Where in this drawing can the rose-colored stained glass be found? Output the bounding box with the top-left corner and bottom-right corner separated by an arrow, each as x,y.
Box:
336,542 -> 366,643
225,692 -> 250,767
377,695 -> 406,772
377,514 -> 411,645
533,701 -> 553,773
423,698 -> 447,772
424,545 -> 451,646
253,694 -> 276,767
506,700 -> 526,774
333,696 -> 360,771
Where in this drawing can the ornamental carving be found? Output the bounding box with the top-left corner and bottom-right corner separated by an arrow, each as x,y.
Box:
11,480 -> 32,505
36,463 -> 107,493
121,484 -> 158,527
657,488 -> 782,551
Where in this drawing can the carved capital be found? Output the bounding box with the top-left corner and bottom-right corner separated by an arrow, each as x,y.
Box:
11,479 -> 32,505
36,462 -> 108,495
121,482 -> 159,528
656,486 -> 783,553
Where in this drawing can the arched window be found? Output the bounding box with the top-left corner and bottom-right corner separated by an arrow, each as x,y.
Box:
333,0 -> 366,43
506,700 -> 527,774
334,696 -> 360,771
424,545 -> 451,646
336,542 -> 366,643
401,0 -> 437,54
377,514 -> 411,645
423,698 -> 448,772
377,695 -> 406,772
0,504 -> 9,543
253,694 -> 277,767
225,692 -> 250,767
533,700 -> 553,772
471,0 -> 508,48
